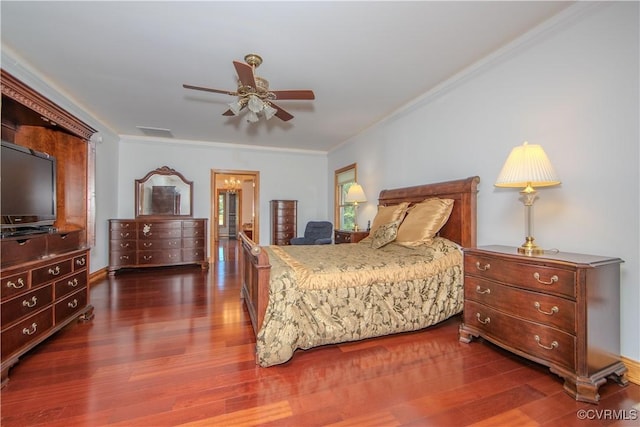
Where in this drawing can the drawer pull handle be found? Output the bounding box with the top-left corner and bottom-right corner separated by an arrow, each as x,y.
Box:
534,301 -> 558,316
143,242 -> 153,248
7,278 -> 26,289
475,313 -> 490,324
68,278 -> 79,287
533,272 -> 558,285
48,266 -> 61,276
22,323 -> 38,335
475,261 -> 490,271
475,285 -> 490,295
76,257 -> 86,266
534,335 -> 558,350
120,243 -> 130,248
68,299 -> 78,309
120,255 -> 130,260
143,255 -> 153,261
120,232 -> 130,238
23,296 -> 38,308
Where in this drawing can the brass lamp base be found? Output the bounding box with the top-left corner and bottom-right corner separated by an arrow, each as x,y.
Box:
354,225 -> 360,232
518,237 -> 544,256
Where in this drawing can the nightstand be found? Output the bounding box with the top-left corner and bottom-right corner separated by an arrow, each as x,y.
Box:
334,229 -> 369,244
459,245 -> 627,404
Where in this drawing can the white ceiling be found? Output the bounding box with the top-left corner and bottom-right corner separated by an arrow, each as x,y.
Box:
1,1 -> 573,152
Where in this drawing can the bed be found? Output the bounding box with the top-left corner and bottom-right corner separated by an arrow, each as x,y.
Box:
239,176 -> 479,366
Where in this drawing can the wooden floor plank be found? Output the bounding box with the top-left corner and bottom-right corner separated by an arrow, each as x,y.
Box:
1,239 -> 638,426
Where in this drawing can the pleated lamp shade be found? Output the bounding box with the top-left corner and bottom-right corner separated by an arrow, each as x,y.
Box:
495,142 -> 560,188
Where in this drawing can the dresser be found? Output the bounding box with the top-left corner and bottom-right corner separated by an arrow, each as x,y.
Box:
270,200 -> 297,245
334,229 -> 369,244
1,231 -> 92,386
459,245 -> 627,403
108,218 -> 208,275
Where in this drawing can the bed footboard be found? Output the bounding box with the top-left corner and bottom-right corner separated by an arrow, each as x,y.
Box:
238,231 -> 271,335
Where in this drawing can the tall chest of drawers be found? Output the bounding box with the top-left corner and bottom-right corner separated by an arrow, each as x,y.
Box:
1,232 -> 92,386
270,200 -> 297,245
108,218 -> 208,275
459,245 -> 627,403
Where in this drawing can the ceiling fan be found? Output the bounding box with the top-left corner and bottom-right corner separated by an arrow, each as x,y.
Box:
183,54 -> 315,122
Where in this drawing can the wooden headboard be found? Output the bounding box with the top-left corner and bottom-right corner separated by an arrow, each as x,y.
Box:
377,176 -> 480,248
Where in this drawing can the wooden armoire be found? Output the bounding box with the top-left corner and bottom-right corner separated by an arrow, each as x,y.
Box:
0,70 -> 97,386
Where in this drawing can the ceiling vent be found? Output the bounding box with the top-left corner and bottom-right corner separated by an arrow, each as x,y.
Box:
136,126 -> 174,138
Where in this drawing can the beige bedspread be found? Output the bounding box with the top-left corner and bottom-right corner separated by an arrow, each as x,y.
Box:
255,237 -> 464,367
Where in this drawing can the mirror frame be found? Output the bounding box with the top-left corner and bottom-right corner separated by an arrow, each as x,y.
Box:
135,166 -> 194,218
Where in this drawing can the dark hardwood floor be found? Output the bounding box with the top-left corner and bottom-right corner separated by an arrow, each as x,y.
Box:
2,239 -> 638,426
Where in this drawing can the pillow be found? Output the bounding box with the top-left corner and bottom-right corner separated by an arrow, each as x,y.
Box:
370,220 -> 401,249
395,198 -> 454,246
360,202 -> 410,243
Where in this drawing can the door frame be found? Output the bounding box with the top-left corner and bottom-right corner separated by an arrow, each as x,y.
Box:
211,169 -> 260,258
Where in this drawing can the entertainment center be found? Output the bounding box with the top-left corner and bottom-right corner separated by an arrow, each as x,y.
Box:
1,69 -> 97,386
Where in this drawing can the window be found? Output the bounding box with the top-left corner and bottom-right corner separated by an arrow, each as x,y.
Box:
334,163 -> 357,231
218,193 -> 226,226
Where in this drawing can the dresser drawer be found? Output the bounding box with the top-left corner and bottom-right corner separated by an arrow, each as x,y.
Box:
55,289 -> 88,323
273,211 -> 296,223
54,271 -> 87,299
1,285 -> 53,326
110,239 -> 136,251
183,238 -> 205,249
31,259 -> 73,287
109,250 -> 136,267
137,249 -> 181,265
110,220 -> 136,231
465,276 -> 576,333
1,307 -> 54,360
182,248 -> 206,262
1,236 -> 47,267
183,226 -> 205,238
334,231 -> 350,244
47,231 -> 81,255
464,300 -> 575,370
274,231 -> 295,241
138,228 -> 182,239
464,254 -> 576,299
1,271 -> 29,300
139,239 -> 181,250
73,253 -> 88,271
274,223 -> 295,232
110,229 -> 136,240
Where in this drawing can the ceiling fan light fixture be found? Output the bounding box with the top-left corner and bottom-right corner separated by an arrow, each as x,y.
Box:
263,103 -> 277,120
247,94 -> 263,113
246,110 -> 259,123
228,100 -> 243,115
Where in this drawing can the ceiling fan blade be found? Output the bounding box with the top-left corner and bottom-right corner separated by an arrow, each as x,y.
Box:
233,61 -> 256,88
271,90 -> 315,100
183,84 -> 236,96
270,102 -> 294,122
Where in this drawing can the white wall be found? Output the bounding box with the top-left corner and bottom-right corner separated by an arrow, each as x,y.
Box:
328,3 -> 639,361
0,50 -> 121,274
116,137 -> 328,245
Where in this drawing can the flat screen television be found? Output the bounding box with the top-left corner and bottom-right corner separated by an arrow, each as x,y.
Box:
1,140 -> 57,236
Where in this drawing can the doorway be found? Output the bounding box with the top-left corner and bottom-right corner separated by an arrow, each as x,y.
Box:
211,170 -> 260,262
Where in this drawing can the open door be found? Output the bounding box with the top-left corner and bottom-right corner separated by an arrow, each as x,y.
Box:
211,170 -> 260,262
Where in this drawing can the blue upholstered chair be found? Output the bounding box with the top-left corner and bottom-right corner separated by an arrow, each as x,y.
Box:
290,221 -> 333,245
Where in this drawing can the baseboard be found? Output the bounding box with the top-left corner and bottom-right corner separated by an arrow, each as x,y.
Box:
89,267 -> 108,283
622,356 -> 640,385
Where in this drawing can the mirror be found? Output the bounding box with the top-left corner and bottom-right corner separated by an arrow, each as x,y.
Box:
135,166 -> 193,217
